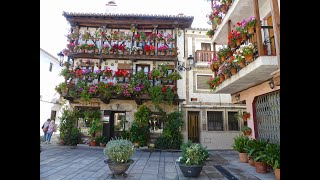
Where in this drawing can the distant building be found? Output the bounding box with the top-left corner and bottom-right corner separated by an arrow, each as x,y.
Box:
40,48 -> 64,135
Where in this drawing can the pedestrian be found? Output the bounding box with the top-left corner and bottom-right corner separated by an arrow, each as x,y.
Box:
42,119 -> 51,141
45,120 -> 57,144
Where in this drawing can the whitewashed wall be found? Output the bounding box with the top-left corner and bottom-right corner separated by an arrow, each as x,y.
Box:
40,48 -> 64,135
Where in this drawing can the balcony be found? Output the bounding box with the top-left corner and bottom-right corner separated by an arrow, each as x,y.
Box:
212,0 -> 254,45
213,55 -> 278,94
195,50 -> 215,66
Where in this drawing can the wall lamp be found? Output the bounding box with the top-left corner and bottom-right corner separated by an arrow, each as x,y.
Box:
268,78 -> 275,89
57,51 -> 64,67
235,94 -> 240,101
178,55 -> 195,71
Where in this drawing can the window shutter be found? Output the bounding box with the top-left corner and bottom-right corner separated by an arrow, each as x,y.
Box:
197,75 -> 211,90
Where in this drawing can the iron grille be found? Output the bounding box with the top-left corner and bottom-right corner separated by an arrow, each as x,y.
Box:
207,111 -> 223,131
255,91 -> 280,144
228,112 -> 239,131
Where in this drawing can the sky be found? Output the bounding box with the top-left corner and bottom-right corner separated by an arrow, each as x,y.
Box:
40,0 -> 212,58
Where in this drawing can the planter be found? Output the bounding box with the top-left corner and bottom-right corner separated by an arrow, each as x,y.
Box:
177,162 -> 204,177
248,26 -> 255,35
244,54 -> 253,62
239,60 -> 246,69
243,130 -> 252,136
239,153 -> 248,163
104,159 -> 134,176
100,143 -> 106,147
224,73 -> 230,79
133,142 -> 139,148
241,34 -> 247,42
274,168 -> 280,180
90,141 -> 96,146
230,68 -> 237,75
248,156 -> 255,166
255,161 -> 267,173
236,39 -> 241,46
219,74 -> 225,82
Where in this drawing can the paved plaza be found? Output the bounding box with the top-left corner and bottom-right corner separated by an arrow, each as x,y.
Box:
40,141 -> 276,180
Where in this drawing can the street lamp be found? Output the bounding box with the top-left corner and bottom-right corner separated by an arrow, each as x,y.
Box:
57,51 -> 64,67
178,55 -> 195,71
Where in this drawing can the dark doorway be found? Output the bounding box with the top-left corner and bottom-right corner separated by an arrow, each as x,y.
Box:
188,111 -> 200,143
103,111 -> 126,139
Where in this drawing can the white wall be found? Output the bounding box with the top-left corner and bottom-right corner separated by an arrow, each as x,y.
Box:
40,49 -> 64,135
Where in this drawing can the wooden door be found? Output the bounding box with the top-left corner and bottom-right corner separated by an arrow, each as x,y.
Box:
188,111 -> 200,143
201,43 -> 211,51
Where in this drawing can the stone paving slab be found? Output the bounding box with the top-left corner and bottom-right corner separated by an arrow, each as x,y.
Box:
40,143 -> 276,180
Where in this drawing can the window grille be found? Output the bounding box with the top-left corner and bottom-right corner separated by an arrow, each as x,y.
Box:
207,111 -> 223,131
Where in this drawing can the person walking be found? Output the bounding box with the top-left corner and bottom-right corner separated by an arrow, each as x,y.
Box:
42,119 -> 51,141
45,120 -> 57,144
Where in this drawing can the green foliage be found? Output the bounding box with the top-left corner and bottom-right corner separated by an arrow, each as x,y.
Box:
134,105 -> 151,126
167,71 -> 182,81
164,87 -> 175,105
244,138 -> 268,160
265,143 -> 280,169
103,138 -> 135,163
59,67 -> 72,80
129,121 -> 149,146
95,136 -> 108,144
55,82 -> 67,94
206,29 -> 215,36
241,125 -> 252,132
232,135 -> 250,153
82,110 -> 102,137
149,86 -> 164,104
178,142 -> 209,166
59,108 -> 82,146
155,111 -> 184,149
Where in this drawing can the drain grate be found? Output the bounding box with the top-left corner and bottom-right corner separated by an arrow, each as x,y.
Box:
214,165 -> 239,180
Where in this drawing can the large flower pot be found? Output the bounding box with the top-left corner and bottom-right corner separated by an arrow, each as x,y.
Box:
239,153 -> 248,163
255,161 -> 267,173
274,168 -> 280,180
104,159 -> 134,175
177,162 -> 204,177
248,156 -> 255,166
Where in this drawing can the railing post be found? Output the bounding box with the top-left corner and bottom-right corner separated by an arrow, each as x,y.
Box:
213,42 -> 216,59
253,0 -> 264,57
228,20 -> 231,34
270,0 -> 280,68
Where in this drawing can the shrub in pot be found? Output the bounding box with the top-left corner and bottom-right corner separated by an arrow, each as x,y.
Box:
233,135 -> 250,163
265,143 -> 280,179
176,141 -> 209,177
103,138 -> 135,177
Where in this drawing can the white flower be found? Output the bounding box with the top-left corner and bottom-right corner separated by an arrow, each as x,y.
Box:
176,156 -> 182,162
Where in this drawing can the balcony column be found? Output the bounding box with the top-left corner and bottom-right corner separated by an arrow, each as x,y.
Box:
213,42 -> 216,58
270,0 -> 280,68
228,20 -> 231,34
253,0 -> 264,56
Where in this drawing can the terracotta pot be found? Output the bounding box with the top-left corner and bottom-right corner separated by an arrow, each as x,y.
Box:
224,73 -> 230,79
274,168 -> 280,180
213,64 -> 219,70
241,34 -> 247,42
220,56 -> 226,62
248,157 -> 255,166
220,6 -> 226,13
219,74 -> 225,82
239,60 -> 246,69
90,141 -> 96,146
255,162 -> 267,173
244,130 -> 252,136
236,39 -> 241,46
239,153 -> 248,163
230,68 -> 237,75
245,54 -> 253,62
248,26 -> 255,35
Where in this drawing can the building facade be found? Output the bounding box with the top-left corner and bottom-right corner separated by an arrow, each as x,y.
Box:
180,28 -> 246,149
40,48 -> 64,135
208,0 -> 280,144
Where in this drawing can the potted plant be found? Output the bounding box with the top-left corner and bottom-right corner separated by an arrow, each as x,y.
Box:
244,16 -> 257,34
103,138 -> 135,177
240,43 -> 255,62
244,139 -> 269,173
232,135 -> 250,163
241,125 -> 252,136
176,141 -> 209,177
96,136 -> 108,147
168,71 -> 182,81
206,29 -> 215,38
265,143 -> 280,179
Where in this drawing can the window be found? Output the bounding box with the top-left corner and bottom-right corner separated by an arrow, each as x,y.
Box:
207,111 -> 223,131
149,113 -> 164,133
228,112 -> 239,131
197,75 -> 211,90
136,64 -> 150,74
114,112 -> 126,131
49,62 -> 53,72
201,43 -> 211,51
50,110 -> 57,121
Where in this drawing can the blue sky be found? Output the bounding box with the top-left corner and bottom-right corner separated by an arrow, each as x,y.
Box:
40,0 -> 211,57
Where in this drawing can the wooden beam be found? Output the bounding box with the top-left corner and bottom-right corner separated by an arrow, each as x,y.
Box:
270,0 -> 280,68
253,0 -> 264,57
213,42 -> 216,58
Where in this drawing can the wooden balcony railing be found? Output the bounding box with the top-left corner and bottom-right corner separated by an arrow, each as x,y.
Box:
195,50 -> 215,63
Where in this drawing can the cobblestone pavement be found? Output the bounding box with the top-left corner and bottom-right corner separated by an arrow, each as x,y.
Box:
40,142 -> 276,180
